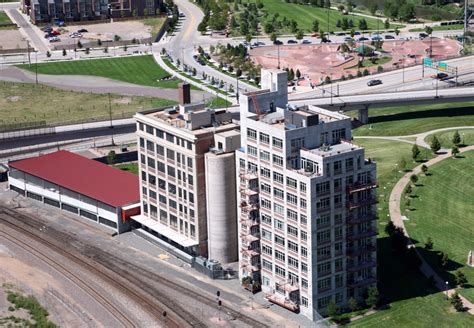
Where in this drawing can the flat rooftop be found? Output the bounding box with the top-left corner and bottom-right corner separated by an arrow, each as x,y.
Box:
306,141 -> 362,157
9,150 -> 140,207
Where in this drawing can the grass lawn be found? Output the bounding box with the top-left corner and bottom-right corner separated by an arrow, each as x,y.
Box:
0,10 -> 14,29
352,102 -> 474,136
348,56 -> 392,69
425,129 -> 474,148
0,81 -> 176,128
115,163 -> 139,175
349,139 -> 473,326
18,55 -> 182,89
401,151 -> 474,303
409,24 -> 464,32
142,17 -> 167,35
243,0 -> 398,33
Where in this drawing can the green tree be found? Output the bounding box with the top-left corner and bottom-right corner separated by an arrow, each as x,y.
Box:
450,292 -> 465,312
412,144 -> 421,161
85,47 -> 90,54
312,19 -> 319,33
143,7 -> 149,17
46,51 -> 51,58
348,297 -> 358,312
425,25 -> 433,36
452,145 -> 459,157
440,252 -> 449,267
384,19 -> 390,29
246,34 -> 252,44
430,136 -> 441,153
398,157 -> 407,171
424,236 -> 433,249
365,286 -> 379,309
296,30 -> 304,41
377,65 -> 384,73
326,299 -> 338,319
107,151 -> 117,165
77,40 -> 83,49
296,69 -> 301,79
421,164 -> 428,175
62,48 -> 67,56
341,18 -> 349,30
359,19 -> 368,31
394,27 -> 400,36
452,130 -> 461,146
405,184 -> 412,196
97,39 -> 102,46
198,21 -> 207,34
288,68 -> 295,81
410,174 -> 418,185
369,3 -> 378,16
270,33 -> 277,42
455,270 -> 468,287
399,3 -> 416,22
132,8 -> 138,17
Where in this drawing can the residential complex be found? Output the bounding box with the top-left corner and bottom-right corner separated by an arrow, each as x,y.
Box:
21,0 -> 162,24
236,70 -> 378,320
132,84 -> 240,262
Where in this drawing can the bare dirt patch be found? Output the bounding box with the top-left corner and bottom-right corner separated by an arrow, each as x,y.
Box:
0,29 -> 26,50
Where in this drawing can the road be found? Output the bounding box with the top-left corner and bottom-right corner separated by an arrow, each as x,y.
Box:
5,7 -> 48,52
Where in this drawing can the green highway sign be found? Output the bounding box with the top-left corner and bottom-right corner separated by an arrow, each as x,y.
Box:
423,57 -> 432,66
439,62 -> 447,71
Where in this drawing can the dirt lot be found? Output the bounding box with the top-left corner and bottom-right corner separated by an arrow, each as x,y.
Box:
0,29 -> 27,50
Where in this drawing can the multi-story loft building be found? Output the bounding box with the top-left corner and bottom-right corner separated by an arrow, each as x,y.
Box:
236,69 -> 377,321
22,0 -> 162,24
132,84 -> 240,263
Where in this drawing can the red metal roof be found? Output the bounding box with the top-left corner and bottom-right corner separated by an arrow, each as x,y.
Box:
9,151 -> 140,207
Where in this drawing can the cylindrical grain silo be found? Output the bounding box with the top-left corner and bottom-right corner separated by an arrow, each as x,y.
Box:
205,151 -> 238,263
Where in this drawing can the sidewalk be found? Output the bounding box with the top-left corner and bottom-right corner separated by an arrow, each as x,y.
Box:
389,145 -> 474,312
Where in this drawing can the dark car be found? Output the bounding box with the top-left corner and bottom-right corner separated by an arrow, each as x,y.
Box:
273,40 -> 283,45
384,35 -> 395,40
302,39 -> 312,44
77,28 -> 88,33
419,32 -> 429,39
321,38 -> 332,43
336,32 -> 346,36
367,79 -> 383,86
436,72 -> 448,80
358,37 -> 369,41
287,39 -> 297,44
354,31 -> 361,36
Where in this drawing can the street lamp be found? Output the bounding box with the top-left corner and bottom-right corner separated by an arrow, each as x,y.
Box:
330,73 -> 333,105
277,43 -> 280,69
445,281 -> 449,300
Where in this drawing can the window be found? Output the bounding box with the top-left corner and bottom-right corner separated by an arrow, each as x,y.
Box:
335,226 -> 343,239
287,209 -> 298,222
274,234 -> 285,246
334,178 -> 342,191
288,256 -> 299,268
300,182 -> 306,192
318,296 -> 332,309
159,210 -> 167,224
188,174 -> 194,185
261,183 -> 271,194
317,197 -> 330,210
301,297 -> 308,307
187,141 -> 193,150
273,188 -> 284,199
318,261 -> 331,275
335,274 -> 343,288
317,245 -> 331,258
288,240 -> 299,253
286,177 -> 297,189
274,219 -> 284,230
287,193 -> 298,205
288,272 -> 299,285
262,259 -> 273,271
239,159 -> 246,169
262,244 -> 273,255
187,157 -> 193,169
332,128 -> 346,141
142,186 -> 147,196
169,199 -> 177,209
166,133 -> 174,143
302,278 -> 308,289
275,250 -> 285,262
275,265 -> 285,277
274,203 -> 284,215
301,246 -> 308,258
335,258 -> 343,271
273,172 -> 284,184
318,277 -> 331,291
148,174 -> 156,186
146,125 -> 153,134
261,198 -> 271,209
262,229 -> 272,241
317,230 -> 331,243
146,140 -> 154,152
335,242 -> 343,254
167,165 -> 175,177
139,137 -> 145,148
301,231 -> 307,241
167,149 -> 175,161
317,214 -> 331,226
157,145 -> 164,156
272,137 -> 283,149
290,138 -> 305,152
260,167 -> 271,178
138,122 -> 144,131
147,157 -> 155,169
272,154 -> 284,167
301,214 -> 307,225
346,157 -> 354,171
149,190 -> 156,200
334,160 -> 342,174
301,262 -> 308,273
158,178 -> 166,190
247,128 -> 257,140
259,132 -> 270,144
261,214 -> 272,225
248,145 -> 258,157
140,154 -> 146,164
260,150 -> 270,161
316,181 -> 330,195
301,198 -> 307,209
287,225 -> 298,237
159,194 -> 167,204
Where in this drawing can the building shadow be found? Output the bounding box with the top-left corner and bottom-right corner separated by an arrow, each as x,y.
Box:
368,105 -> 474,124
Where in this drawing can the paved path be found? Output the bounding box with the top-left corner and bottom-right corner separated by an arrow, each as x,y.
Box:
5,8 -> 48,52
389,144 -> 474,313
0,66 -> 210,102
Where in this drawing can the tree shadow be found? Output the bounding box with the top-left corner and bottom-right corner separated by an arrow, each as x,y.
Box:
368,106 -> 474,124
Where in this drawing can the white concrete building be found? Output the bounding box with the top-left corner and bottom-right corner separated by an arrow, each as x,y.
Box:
236,70 -> 377,320
132,91 -> 241,261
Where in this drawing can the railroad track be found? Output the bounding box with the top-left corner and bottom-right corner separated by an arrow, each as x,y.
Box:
0,205 -> 269,327
0,229 -> 136,328
0,209 -> 198,328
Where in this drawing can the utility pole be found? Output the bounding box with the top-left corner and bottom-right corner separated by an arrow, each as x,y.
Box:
402,62 -> 405,83
277,43 -> 280,69
330,74 -> 333,105
435,65 -> 439,98
108,93 -> 115,145
35,51 -> 38,85
326,9 -> 330,40
26,40 -> 31,68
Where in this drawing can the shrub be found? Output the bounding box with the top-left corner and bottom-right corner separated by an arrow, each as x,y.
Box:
410,174 -> 418,184
430,136 -> 441,154
455,270 -> 468,287
424,237 -> 433,249
377,65 -> 384,73
421,164 -> 428,175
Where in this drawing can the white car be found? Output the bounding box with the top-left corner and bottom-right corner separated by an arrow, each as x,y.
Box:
69,33 -> 82,38
49,36 -> 61,42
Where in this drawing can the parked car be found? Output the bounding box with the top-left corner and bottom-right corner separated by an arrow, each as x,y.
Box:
44,33 -> 53,39
287,39 -> 297,44
52,30 -> 61,36
367,79 -> 382,86
336,32 -> 346,36
354,31 -> 361,35
77,28 -> 88,33
436,72 -> 448,80
302,39 -> 312,44
48,36 -> 61,42
371,35 -> 383,41
69,32 -> 82,38
42,25 -> 52,32
321,38 -> 332,43
344,36 -> 353,42
179,12 -> 185,18
273,40 -> 283,45
358,37 -> 369,41
384,35 -> 395,40
419,32 -> 429,39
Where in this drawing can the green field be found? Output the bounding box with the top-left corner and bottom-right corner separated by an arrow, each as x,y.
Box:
409,24 -> 464,32
402,151 -> 474,303
0,10 -> 14,28
350,139 -> 473,326
426,129 -> 474,148
244,0 -> 396,33
0,82 -> 176,128
18,55 -> 181,89
115,163 -> 139,175
352,102 -> 474,136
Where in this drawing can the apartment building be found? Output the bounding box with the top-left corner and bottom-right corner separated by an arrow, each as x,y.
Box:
23,0 -> 161,24
236,70 -> 377,320
132,85 -> 240,262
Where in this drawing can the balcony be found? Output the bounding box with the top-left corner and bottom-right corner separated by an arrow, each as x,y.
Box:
241,233 -> 260,243
347,260 -> 377,272
347,197 -> 378,210
347,180 -> 378,194
348,276 -> 377,288
347,212 -> 377,225
241,262 -> 261,272
240,187 -> 259,196
240,217 -> 260,227
239,169 -> 258,180
240,200 -> 259,211
266,294 -> 300,313
346,244 -> 376,257
242,247 -> 261,257
347,229 -> 378,241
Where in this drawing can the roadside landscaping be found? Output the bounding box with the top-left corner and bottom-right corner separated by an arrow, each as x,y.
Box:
426,129 -> 474,148
18,55 -> 182,89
